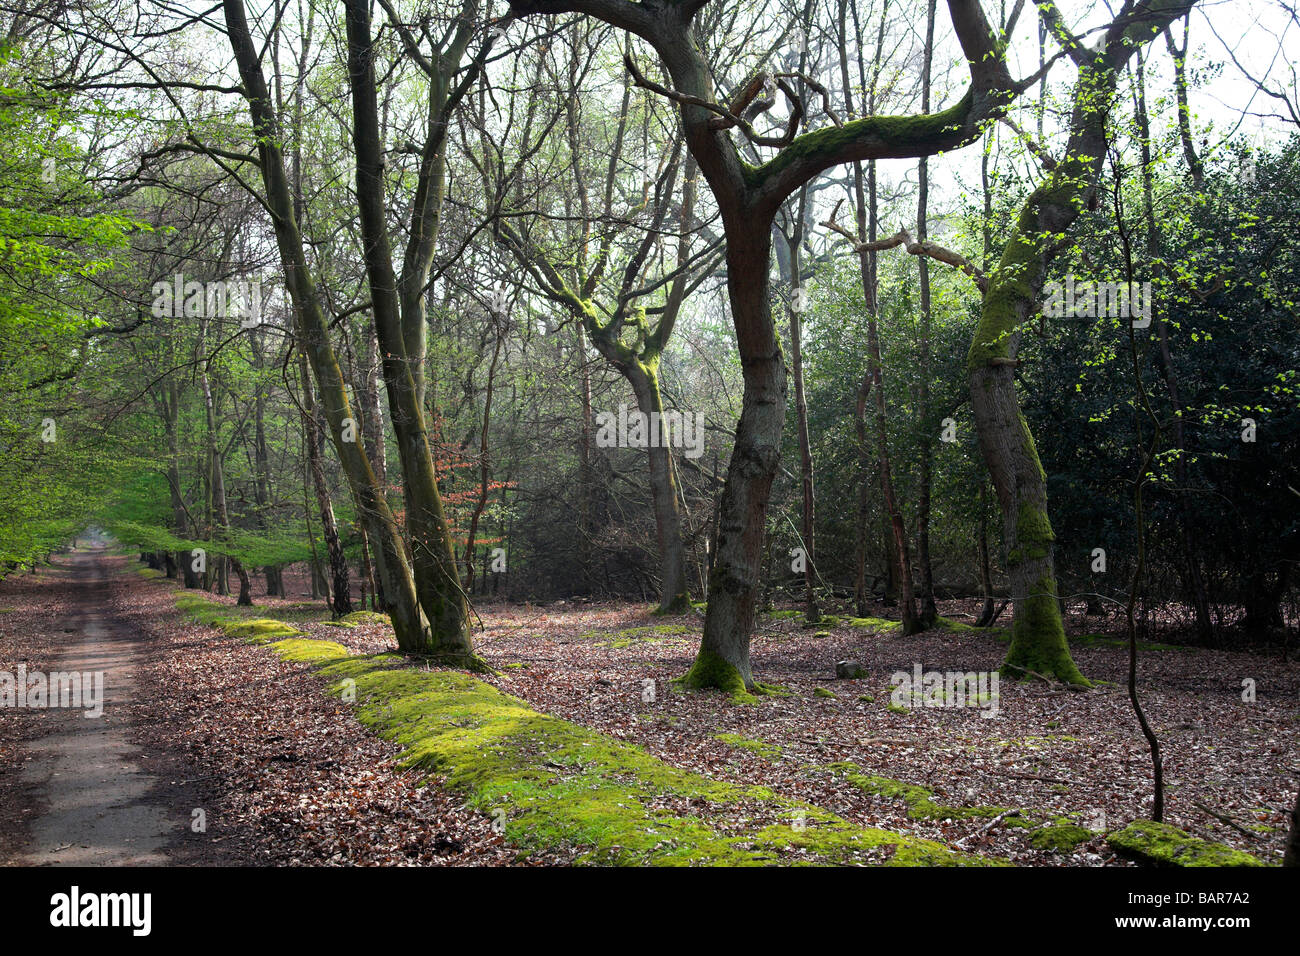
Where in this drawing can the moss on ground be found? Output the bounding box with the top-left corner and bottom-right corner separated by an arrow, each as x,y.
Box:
174,592 -> 304,642
846,616 -> 902,632
341,610 -> 390,626
1029,824 -> 1094,852
169,592 -> 1001,866
587,623 -> 696,649
269,638 -> 350,663
714,733 -> 782,759
813,687 -> 838,700
222,618 -> 305,643
763,609 -> 802,620
1106,821 -> 1265,867
826,762 -> 1032,825
309,655 -> 998,866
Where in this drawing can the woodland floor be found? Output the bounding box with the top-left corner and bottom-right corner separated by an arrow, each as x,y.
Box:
1,548 -> 1295,866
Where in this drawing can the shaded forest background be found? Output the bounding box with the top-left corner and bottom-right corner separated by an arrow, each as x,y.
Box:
1,0 -> 1297,658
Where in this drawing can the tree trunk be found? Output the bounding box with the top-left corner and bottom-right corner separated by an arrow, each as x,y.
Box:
780,191 -> 821,624
914,0 -> 939,626
965,3 -> 1192,684
628,364 -> 692,614
1285,789 -> 1300,867
223,0 -> 428,650
684,225 -> 785,692
342,0 -> 478,664
297,347 -> 352,616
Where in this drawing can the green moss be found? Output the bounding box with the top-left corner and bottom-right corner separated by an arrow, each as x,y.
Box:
1016,501 -> 1055,553
653,592 -> 693,615
309,658 -> 994,866
713,733 -> 782,759
827,763 -> 1026,823
1107,821 -> 1265,867
679,648 -> 756,703
887,702 -> 909,714
595,623 -> 696,649
813,687 -> 837,700
175,592 -> 230,626
858,694 -> 875,703
220,618 -> 304,643
1001,576 -> 1090,686
1029,824 -> 1093,852
340,610 -> 390,626
751,89 -> 977,193
845,616 -> 902,632
269,638 -> 350,663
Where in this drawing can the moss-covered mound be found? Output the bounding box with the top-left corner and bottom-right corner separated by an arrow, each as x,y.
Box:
1107,821 -> 1265,867
175,593 -> 304,642
713,733 -> 782,760
1029,824 -> 1094,852
304,651 -> 1000,866
827,762 -> 1032,825
340,610 -> 390,626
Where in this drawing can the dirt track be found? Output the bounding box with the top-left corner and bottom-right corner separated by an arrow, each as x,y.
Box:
3,547 -> 181,865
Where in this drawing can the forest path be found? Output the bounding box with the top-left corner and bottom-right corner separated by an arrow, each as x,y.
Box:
8,546 -> 179,865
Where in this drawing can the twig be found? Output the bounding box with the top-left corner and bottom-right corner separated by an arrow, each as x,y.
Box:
1192,801 -> 1266,842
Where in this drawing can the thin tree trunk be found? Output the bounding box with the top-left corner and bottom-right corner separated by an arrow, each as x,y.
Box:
297,347 -> 352,616
629,365 -> 692,614
1134,49 -> 1213,643
915,0 -> 939,626
463,319 -> 502,591
783,189 -> 820,624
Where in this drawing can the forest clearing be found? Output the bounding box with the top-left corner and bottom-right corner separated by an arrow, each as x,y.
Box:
0,0 -> 1297,930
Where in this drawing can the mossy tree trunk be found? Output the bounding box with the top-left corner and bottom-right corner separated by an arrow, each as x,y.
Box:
514,0 -> 1016,691
967,0 -> 1197,685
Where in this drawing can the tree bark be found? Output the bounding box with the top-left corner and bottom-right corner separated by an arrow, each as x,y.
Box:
915,0 -> 939,626
222,0 -> 430,651
968,0 -> 1197,684
297,347 -> 352,616
342,0 -> 479,663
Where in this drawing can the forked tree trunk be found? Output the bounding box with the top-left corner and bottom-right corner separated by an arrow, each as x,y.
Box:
342,0 -> 478,664
223,0 -> 428,651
